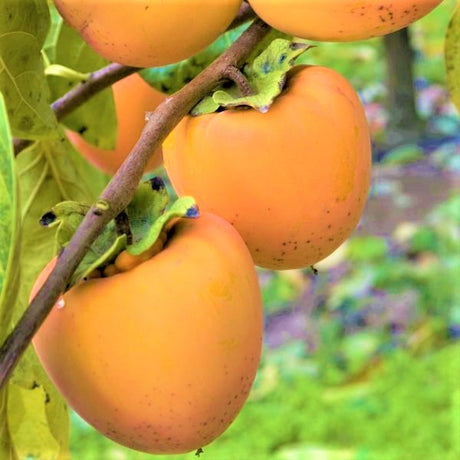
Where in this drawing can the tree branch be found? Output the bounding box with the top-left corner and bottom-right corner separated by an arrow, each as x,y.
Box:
0,18 -> 271,388
229,1 -> 256,30
13,63 -> 139,156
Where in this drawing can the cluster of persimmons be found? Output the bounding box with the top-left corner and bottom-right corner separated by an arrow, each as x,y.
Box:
32,0 -> 442,454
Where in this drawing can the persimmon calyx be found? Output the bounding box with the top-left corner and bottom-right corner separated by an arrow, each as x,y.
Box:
39,176 -> 199,288
192,38 -> 313,115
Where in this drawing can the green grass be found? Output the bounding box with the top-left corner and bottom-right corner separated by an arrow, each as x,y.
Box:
70,342 -> 460,459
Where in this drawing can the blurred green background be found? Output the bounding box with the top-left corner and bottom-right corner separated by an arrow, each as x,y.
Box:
70,2 -> 459,459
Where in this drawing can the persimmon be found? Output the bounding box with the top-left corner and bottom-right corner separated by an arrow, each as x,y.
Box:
247,0 -> 443,42
66,73 -> 164,175
53,0 -> 243,67
163,65 -> 371,270
31,213 -> 263,454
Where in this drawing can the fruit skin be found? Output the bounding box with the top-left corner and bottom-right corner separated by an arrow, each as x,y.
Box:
53,0 -> 243,67
163,66 -> 371,270
32,213 -> 263,454
66,73 -> 164,175
247,0 -> 443,42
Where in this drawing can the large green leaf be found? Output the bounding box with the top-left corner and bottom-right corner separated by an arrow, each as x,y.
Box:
8,346 -> 70,460
0,90 -> 20,460
46,21 -> 116,150
0,91 -> 19,343
15,133 -> 109,313
445,6 -> 460,112
0,0 -> 57,139
3,134 -> 109,459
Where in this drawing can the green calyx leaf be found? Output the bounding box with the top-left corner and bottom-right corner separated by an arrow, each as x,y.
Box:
192,38 -> 312,115
40,177 -> 199,288
39,202 -> 91,252
128,195 -> 199,256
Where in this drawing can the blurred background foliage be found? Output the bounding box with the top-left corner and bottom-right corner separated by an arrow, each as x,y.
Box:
70,1 -> 459,458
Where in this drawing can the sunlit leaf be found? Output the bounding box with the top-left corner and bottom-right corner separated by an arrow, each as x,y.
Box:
0,0 -> 57,139
7,133 -> 109,459
0,88 -> 20,460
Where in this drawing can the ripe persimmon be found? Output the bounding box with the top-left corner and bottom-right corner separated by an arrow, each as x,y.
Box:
247,0 -> 443,42
53,0 -> 243,67
32,213 -> 263,454
66,73 -> 164,175
163,66 -> 372,270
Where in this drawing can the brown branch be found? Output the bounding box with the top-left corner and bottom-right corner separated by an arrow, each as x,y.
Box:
0,18 -> 271,388
52,63 -> 139,121
13,63 -> 139,156
229,1 -> 256,30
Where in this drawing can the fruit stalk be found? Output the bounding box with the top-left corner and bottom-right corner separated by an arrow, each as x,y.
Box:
0,18 -> 271,388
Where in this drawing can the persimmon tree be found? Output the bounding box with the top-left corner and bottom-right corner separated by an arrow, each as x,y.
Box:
0,0 -> 457,458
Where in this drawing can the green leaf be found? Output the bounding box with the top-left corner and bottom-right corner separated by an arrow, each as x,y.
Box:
140,25 -> 248,94
445,6 -> 460,113
126,177 -> 170,248
0,91 -> 20,460
39,201 -> 91,252
192,39 -> 312,115
7,134 -> 109,459
37,199 -> 126,286
8,347 -> 69,460
0,92 -> 19,341
16,136 -> 109,297
128,195 -> 199,256
46,22 -> 116,149
0,0 -> 58,139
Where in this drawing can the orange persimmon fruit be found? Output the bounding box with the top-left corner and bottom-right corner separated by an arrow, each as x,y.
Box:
247,0 -> 443,42
163,65 -> 372,270
53,0 -> 243,67
31,213 -> 263,454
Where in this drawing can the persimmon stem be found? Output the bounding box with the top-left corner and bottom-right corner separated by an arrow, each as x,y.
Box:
0,18 -> 271,388
222,65 -> 255,97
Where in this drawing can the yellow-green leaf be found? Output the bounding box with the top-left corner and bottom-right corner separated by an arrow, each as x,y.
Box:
0,90 -> 20,460
0,0 -> 58,139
